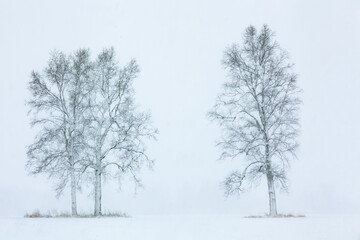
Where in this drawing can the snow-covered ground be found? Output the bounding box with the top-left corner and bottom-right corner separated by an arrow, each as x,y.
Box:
0,214 -> 359,240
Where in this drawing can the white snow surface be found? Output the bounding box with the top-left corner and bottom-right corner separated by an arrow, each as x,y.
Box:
0,214 -> 359,240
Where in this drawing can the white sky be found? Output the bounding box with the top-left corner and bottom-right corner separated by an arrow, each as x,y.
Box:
0,0 -> 360,216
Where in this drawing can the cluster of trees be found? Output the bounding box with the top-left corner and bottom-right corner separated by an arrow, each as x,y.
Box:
27,48 -> 158,216
27,25 -> 300,217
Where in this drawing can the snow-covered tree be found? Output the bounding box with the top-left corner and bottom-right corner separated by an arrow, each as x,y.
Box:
27,47 -> 156,216
27,49 -> 92,216
209,25 -> 301,216
83,48 -> 158,216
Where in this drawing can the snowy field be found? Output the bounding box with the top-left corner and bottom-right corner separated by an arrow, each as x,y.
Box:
0,214 -> 359,240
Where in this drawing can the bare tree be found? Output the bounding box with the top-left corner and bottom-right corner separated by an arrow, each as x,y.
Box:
27,49 -> 92,216
209,25 -> 301,216
83,48 -> 158,216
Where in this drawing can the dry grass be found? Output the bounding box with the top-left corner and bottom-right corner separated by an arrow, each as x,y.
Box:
24,209 -> 130,218
98,211 -> 130,218
244,213 -> 306,218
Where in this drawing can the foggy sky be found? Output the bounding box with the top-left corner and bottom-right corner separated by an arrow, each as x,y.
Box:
1,0 -> 360,216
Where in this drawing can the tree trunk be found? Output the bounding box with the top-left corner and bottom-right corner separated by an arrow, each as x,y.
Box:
264,140 -> 277,217
94,169 -> 102,216
70,167 -> 77,216
266,173 -> 277,217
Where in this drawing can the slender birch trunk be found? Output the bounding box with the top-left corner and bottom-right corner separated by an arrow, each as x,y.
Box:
70,167 -> 77,216
266,173 -> 277,216
265,141 -> 277,216
94,143 -> 102,216
94,168 -> 102,216
69,133 -> 77,216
